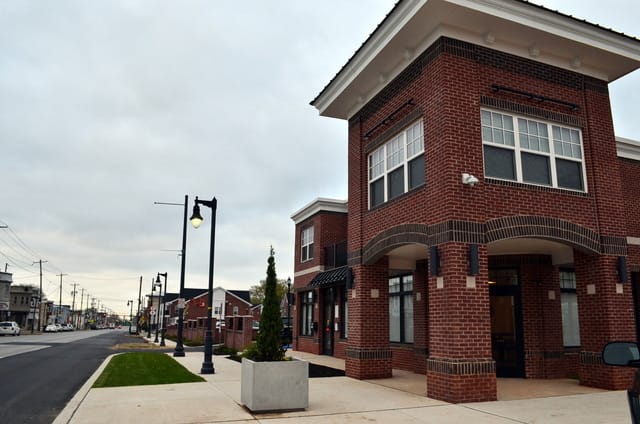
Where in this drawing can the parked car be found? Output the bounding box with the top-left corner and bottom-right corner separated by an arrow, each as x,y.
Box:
602,341 -> 640,422
44,323 -> 58,332
65,324 -> 74,331
55,324 -> 63,332
0,321 -> 21,336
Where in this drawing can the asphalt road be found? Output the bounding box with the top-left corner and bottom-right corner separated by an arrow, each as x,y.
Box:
0,329 -> 151,423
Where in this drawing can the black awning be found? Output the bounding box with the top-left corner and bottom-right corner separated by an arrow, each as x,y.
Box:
308,266 -> 349,289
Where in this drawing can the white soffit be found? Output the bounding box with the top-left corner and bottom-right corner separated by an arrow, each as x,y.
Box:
312,0 -> 640,120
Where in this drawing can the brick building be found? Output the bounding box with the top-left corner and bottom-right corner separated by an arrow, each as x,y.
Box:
291,0 -> 640,403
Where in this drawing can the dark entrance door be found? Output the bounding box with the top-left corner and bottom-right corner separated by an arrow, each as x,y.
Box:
322,288 -> 334,355
489,268 -> 525,377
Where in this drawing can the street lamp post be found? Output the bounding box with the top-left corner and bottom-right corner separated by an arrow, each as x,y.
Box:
154,196 -> 189,357
147,277 -> 154,339
127,300 -> 134,335
153,279 -> 162,343
190,196 -> 217,375
156,272 -> 168,346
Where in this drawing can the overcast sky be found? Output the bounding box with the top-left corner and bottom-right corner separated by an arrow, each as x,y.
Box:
1,1 -> 639,317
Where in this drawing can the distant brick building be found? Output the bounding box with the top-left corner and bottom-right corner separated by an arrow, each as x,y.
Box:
292,0 -> 640,403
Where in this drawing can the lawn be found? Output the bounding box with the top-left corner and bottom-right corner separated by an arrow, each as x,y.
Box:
93,352 -> 205,388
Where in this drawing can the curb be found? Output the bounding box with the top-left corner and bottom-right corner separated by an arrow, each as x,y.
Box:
52,353 -> 117,424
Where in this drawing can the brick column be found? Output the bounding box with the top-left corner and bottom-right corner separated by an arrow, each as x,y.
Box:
345,258 -> 392,379
427,243 -> 496,403
413,259 -> 428,374
575,251 -> 636,389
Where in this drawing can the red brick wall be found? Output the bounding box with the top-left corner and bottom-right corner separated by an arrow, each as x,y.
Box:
391,345 -> 415,371
225,316 -> 255,352
575,252 -> 636,389
226,295 -> 252,317
350,40 -> 625,248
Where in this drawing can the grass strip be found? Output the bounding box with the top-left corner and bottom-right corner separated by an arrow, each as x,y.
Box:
93,352 -> 205,388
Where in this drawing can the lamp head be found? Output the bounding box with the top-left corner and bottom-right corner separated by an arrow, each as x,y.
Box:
155,274 -> 161,284
190,197 -> 203,228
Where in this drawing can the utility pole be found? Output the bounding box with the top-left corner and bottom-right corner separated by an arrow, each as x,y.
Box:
33,260 -> 47,331
91,297 -> 96,326
56,273 -> 67,324
70,282 -> 78,328
79,287 -> 85,329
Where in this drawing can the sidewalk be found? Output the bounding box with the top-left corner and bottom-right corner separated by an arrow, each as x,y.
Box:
55,337 -> 632,424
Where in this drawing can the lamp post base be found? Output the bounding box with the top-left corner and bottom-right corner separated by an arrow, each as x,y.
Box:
201,329 -> 215,374
173,343 -> 185,357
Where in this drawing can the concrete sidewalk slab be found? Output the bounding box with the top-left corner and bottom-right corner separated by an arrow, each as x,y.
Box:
55,341 -> 632,424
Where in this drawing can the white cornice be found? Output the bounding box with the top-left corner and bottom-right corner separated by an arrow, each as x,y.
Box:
290,198 -> 348,224
617,136 -> 640,161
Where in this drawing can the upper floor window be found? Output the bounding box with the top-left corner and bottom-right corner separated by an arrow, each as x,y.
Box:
368,120 -> 425,208
481,110 -> 586,191
301,226 -> 314,262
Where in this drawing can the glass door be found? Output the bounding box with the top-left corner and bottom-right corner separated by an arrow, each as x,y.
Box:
489,268 -> 524,377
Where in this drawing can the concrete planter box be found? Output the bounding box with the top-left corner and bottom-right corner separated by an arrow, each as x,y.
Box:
241,357 -> 309,412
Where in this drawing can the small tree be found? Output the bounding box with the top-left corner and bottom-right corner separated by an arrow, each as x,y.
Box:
250,247 -> 285,362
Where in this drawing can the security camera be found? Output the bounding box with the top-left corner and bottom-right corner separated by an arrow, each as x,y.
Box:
462,173 -> 479,186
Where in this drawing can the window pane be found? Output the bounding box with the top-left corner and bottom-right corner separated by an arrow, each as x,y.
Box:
403,275 -> 413,291
369,148 -> 384,180
389,277 -> 401,293
388,166 -> 404,200
403,294 -> 413,343
387,136 -> 404,169
370,178 -> 384,207
556,159 -> 584,190
389,296 -> 400,343
482,127 -> 493,142
481,110 -> 491,126
483,111 -> 514,146
407,122 -> 424,157
561,292 -> 580,346
409,156 -> 425,189
521,152 -> 551,185
484,145 -> 515,180
493,128 -> 504,144
559,271 -> 576,289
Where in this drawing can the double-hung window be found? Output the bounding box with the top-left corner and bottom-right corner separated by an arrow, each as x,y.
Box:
389,275 -> 414,343
482,110 -> 585,191
560,270 -> 580,347
369,120 -> 425,208
301,226 -> 314,262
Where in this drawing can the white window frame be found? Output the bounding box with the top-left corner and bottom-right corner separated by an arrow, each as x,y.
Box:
301,226 -> 314,262
368,120 -> 425,209
481,109 -> 587,192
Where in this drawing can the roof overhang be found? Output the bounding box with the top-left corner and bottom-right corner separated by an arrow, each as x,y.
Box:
311,0 -> 640,120
290,197 -> 348,224
617,136 -> 640,161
